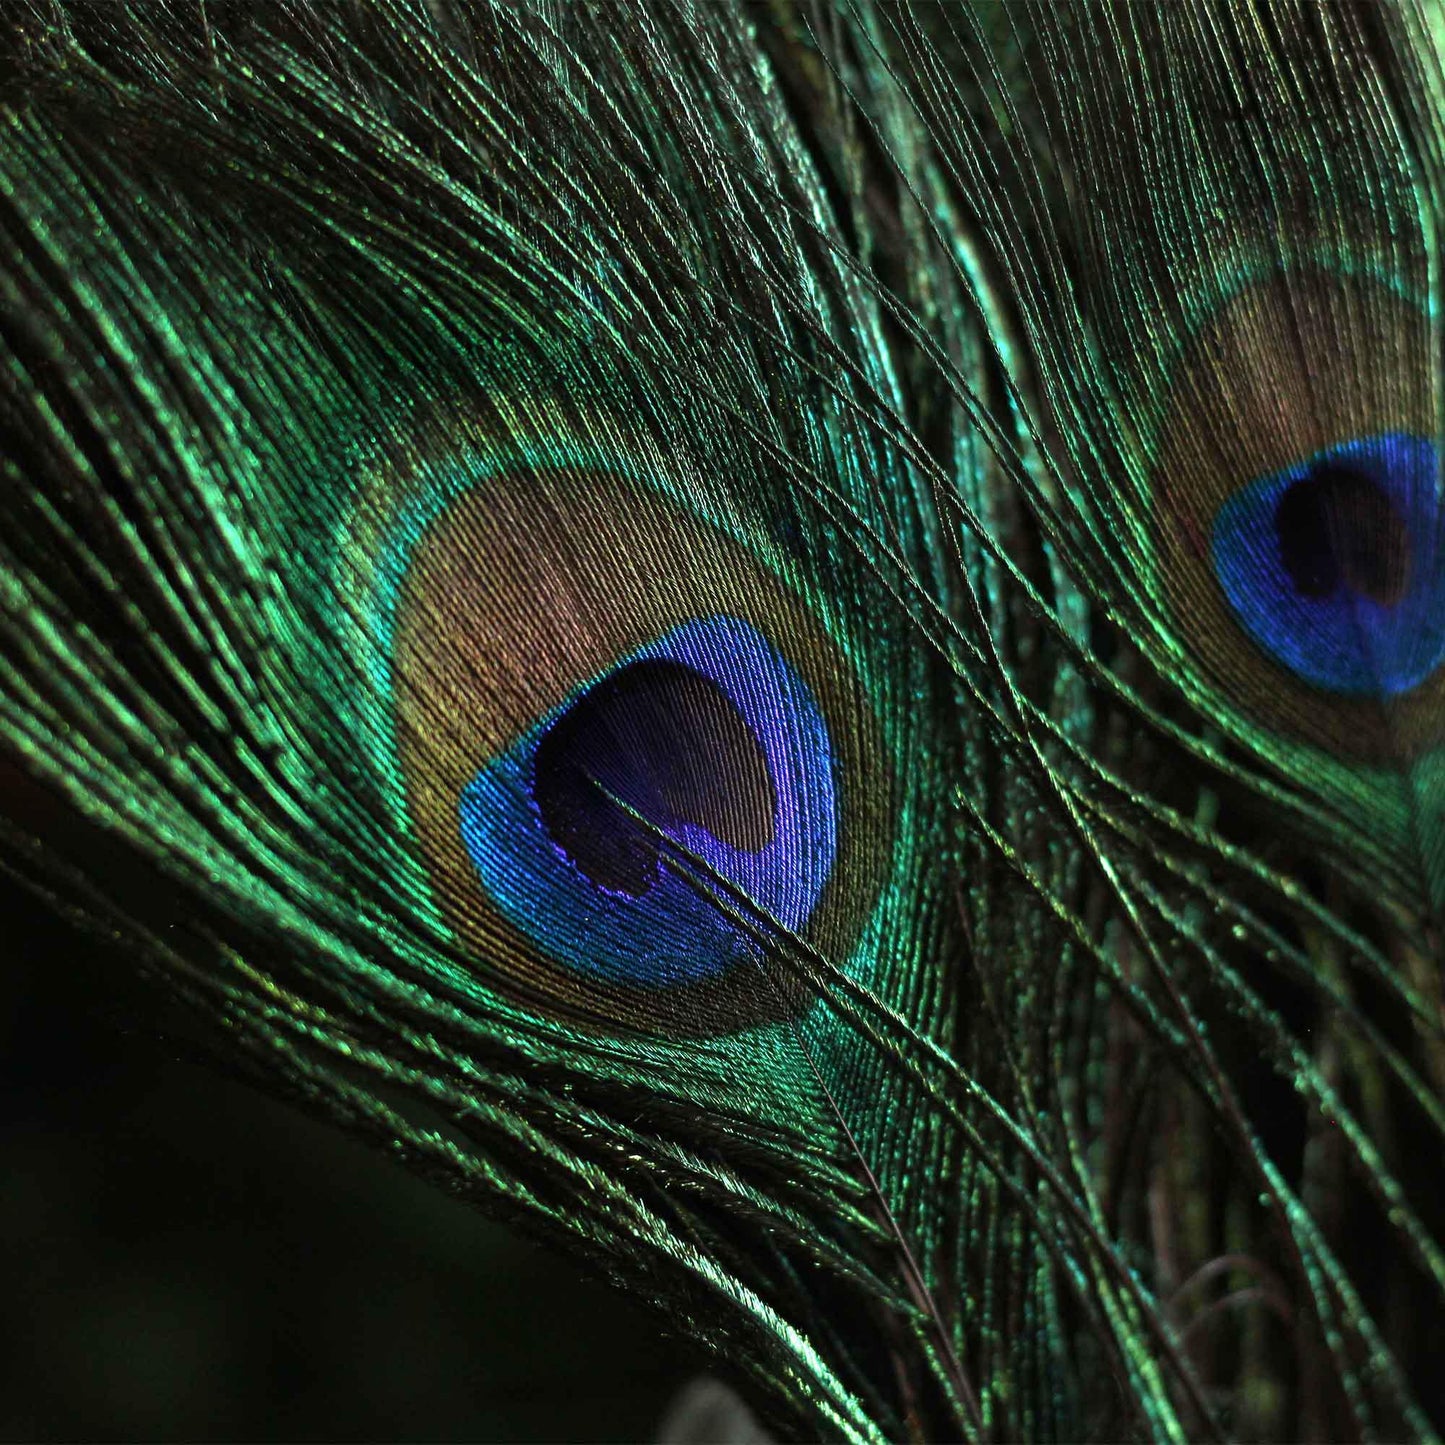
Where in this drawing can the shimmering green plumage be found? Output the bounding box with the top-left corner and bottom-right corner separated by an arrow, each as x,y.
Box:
2,1 -> 1444,1439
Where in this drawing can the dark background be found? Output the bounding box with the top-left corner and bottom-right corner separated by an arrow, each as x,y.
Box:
0,872 -> 695,1441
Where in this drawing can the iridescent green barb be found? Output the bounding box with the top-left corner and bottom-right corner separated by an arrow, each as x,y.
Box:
2,1 -> 1444,1439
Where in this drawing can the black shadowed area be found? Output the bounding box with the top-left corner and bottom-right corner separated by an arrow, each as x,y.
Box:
0,868 -> 694,1441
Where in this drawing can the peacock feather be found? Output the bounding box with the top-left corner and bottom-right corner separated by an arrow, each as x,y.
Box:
2,0 -> 1444,1438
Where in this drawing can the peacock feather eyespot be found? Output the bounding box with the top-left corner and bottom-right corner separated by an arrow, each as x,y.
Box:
373,454 -> 890,1035
1211,433 -> 1445,697
1148,262 -> 1445,760
458,614 -> 839,990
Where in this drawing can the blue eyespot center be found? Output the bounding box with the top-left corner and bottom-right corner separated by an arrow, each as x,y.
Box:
1211,433 -> 1445,696
457,615 -> 838,988
530,658 -> 776,898
1273,459 -> 1410,605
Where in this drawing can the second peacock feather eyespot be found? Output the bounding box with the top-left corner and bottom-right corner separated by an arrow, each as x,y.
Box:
1148,268 -> 1445,759
1211,433 -> 1445,698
